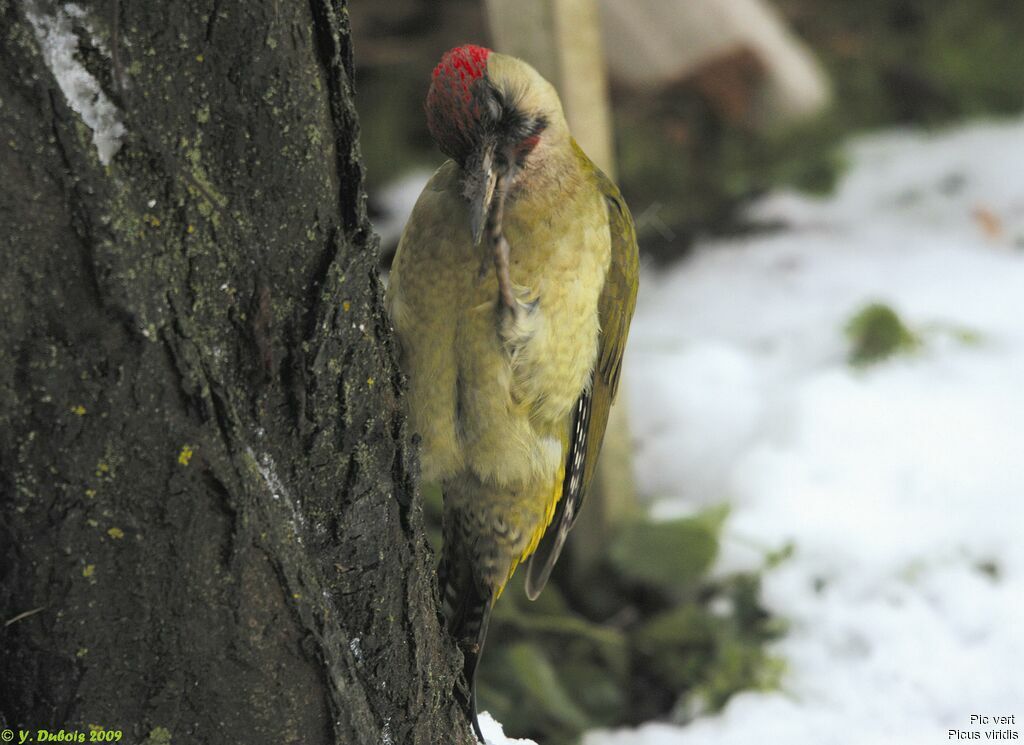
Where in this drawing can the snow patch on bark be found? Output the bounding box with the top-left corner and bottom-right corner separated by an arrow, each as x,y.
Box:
27,4 -> 126,165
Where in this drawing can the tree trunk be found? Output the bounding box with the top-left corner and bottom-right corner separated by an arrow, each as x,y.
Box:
0,1 -> 470,743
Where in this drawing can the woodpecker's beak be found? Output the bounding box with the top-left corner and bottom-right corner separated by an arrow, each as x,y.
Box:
469,141 -> 499,247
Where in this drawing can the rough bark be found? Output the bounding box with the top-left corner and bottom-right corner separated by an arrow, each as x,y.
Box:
0,1 -> 471,743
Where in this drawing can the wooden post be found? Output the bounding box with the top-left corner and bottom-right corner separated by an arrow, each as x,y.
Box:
484,0 -> 639,572
486,0 -> 614,175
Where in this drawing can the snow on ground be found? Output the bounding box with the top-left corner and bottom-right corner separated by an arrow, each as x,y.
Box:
374,169 -> 437,250
587,118 -> 1024,744
480,711 -> 539,745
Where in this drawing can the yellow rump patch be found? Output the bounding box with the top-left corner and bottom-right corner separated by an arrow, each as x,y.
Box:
494,462 -> 566,600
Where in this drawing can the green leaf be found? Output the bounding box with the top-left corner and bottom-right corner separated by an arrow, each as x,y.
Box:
634,605 -> 716,690
608,507 -> 728,589
500,642 -> 593,732
845,302 -> 920,366
636,605 -> 714,650
559,654 -> 629,726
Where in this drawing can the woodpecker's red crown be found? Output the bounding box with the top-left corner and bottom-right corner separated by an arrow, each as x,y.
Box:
431,44 -> 490,89
426,45 -> 492,164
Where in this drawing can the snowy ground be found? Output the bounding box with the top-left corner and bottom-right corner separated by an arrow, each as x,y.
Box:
587,119 -> 1024,744
480,712 -> 542,744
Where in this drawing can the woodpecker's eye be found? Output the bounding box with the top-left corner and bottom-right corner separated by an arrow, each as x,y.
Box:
526,116 -> 548,140
485,94 -> 503,124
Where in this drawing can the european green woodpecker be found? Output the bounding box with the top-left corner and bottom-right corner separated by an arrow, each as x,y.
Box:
387,44 -> 639,739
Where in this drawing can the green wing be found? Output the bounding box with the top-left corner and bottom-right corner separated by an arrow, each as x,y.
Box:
525,155 -> 640,600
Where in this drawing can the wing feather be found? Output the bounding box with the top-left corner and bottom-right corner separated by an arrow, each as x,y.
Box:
525,158 -> 639,600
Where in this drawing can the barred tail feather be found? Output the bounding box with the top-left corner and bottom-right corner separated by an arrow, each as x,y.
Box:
439,548 -> 493,742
